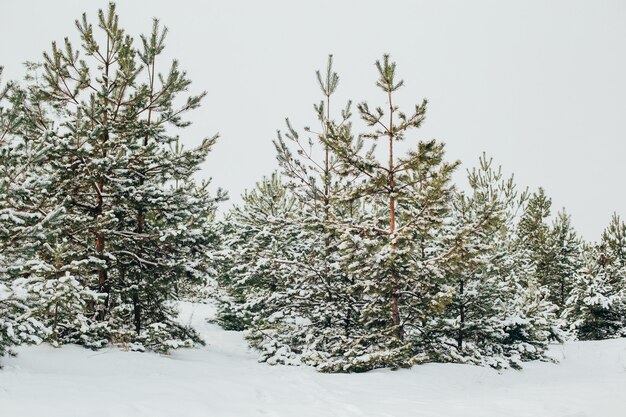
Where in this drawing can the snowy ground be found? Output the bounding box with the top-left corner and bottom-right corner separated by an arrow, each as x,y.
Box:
1,302 -> 624,417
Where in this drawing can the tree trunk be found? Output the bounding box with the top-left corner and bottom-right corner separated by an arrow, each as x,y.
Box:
324,94 -> 332,329
388,91 -> 403,340
96,35 -> 111,320
132,290 -> 141,335
131,54 -> 156,335
95,173 -> 109,321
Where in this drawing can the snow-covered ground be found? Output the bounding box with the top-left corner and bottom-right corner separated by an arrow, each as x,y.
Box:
1,302 -> 624,417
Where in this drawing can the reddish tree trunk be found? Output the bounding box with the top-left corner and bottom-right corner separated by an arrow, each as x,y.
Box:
388,92 -> 403,340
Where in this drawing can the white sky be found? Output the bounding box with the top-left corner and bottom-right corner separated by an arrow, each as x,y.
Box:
2,0 -> 625,240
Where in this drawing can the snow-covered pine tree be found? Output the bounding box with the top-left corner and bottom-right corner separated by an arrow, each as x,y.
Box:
0,67 -> 57,361
565,214 -> 626,339
431,155 -> 519,365
517,188 -> 552,283
322,55 -> 459,371
4,3 -> 224,352
499,188 -> 562,358
517,189 -> 582,320
430,155 -> 559,369
271,56 -> 365,368
0,66 -> 16,360
216,173 -> 308,364
549,210 -> 583,313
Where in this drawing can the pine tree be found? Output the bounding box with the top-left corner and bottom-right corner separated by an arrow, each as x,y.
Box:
517,188 -> 552,283
0,66 -> 12,360
431,155 -> 558,368
0,68 -> 47,360
322,55 -> 459,370
565,214 -> 626,339
217,173 -> 309,364
432,155 -> 519,365
2,3 -> 224,352
549,210 -> 582,313
518,189 -> 582,320
220,57 -> 362,368
272,56 -> 364,367
214,54 -> 586,372
498,192 -> 562,361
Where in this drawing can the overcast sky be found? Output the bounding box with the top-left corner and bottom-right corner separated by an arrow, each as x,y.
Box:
2,0 -> 625,240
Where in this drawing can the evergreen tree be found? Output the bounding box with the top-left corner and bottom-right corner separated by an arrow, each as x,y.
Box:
1,3 -> 224,352
0,66 -> 55,361
518,189 -> 582,319
549,210 -> 583,313
216,173 -> 309,364
431,155 -> 558,368
565,214 -> 626,339
322,55 -> 459,370
0,66 -> 13,359
219,57 -> 364,368
272,56 -> 365,367
221,55 -> 562,372
517,188 -> 552,285
432,156 -> 518,364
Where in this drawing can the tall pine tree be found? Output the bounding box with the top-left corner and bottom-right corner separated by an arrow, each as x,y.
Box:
272,56 -> 364,366
2,3 -> 224,352
323,55 -> 459,370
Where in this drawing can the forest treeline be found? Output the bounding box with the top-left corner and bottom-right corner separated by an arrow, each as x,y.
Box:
1,4 -> 624,372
